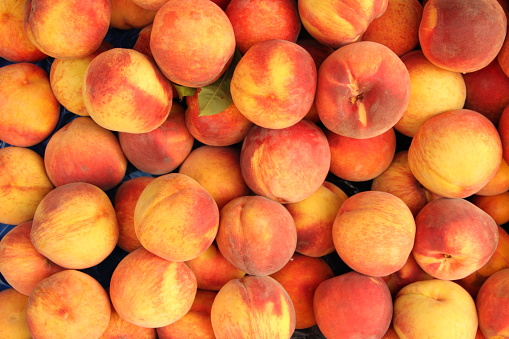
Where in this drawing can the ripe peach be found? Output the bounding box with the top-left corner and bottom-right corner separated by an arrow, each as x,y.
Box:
134,173 -> 219,262
381,253 -> 434,297
132,24 -> 153,58
230,39 -> 316,129
471,192 -> 509,226
100,300 -> 157,339
83,48 -> 173,133
216,195 -> 297,276
150,0 -> 235,87
413,198 -> 499,281
44,117 -> 128,192
131,0 -> 168,11
0,288 -> 31,338
109,0 -> 156,29
476,268 -> 509,338
211,275 -> 296,339
109,248 -> 197,328
316,41 -> 410,139
314,271 -> 393,339
31,182 -> 119,270
408,109 -> 503,198
0,62 -> 59,147
333,191 -> 416,277
476,158 -> 509,196
240,120 -> 330,204
381,325 -> 400,339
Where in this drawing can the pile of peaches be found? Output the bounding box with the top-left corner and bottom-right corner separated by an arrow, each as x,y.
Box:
1,0 -> 509,338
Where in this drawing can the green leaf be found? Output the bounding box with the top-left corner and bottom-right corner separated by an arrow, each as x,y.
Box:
173,84 -> 196,100
198,49 -> 243,117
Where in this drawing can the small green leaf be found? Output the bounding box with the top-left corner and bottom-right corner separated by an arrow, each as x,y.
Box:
198,49 -> 242,116
173,84 -> 196,100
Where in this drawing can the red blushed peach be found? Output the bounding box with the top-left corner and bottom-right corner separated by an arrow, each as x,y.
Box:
240,120 -> 330,204
49,41 -> 112,117
109,0 -> 156,30
23,0 -> 110,59
216,195 -> 297,276
113,176 -> 155,253
84,48 -> 173,133
0,63 -> 59,147
476,268 -> 509,338
118,102 -> 194,175
371,151 -> 441,217
44,117 -> 127,192
134,173 -> 219,262
316,41 -> 410,139
225,0 -> 301,54
100,304 -> 157,339
157,290 -> 217,339
31,182 -> 119,270
412,198 -> 499,281
132,24 -> 153,58
471,192 -> 509,226
178,146 -> 251,210
298,0 -> 388,49
285,182 -> 348,258
211,275 -> 296,339
314,272 -> 393,339
0,0 -> 46,62
408,109 -> 503,198
476,158 -> 509,196
463,59 -> 509,124
0,221 -> 64,296
230,39 -> 316,129
0,288 -> 31,338
500,105 -> 509,164
327,127 -> 396,182
185,243 -> 246,291
110,248 -> 197,328
419,0 -> 507,73
333,191 -> 416,277
27,270 -> 111,339
270,254 -> 334,329
381,253 -> 434,297
185,89 -> 253,146
361,0 -> 423,57
150,0 -> 235,87
0,147 -> 54,225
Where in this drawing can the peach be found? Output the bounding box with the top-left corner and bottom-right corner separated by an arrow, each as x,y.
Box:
134,173 -> 219,262
419,0 -> 507,73
0,62 -> 59,147
498,30 -> 509,78
178,145 -> 251,210
23,0 -> 111,59
476,158 -> 509,196
131,0 -> 168,11
361,0 -> 423,57
316,41 -> 410,139
476,268 -> 509,338
157,290 -> 217,339
500,105 -> 509,163
463,59 -> 509,124
211,275 -> 296,339
113,176 -> 155,253
109,0 -> 156,30
83,48 -> 173,133
118,102 -> 194,175
381,253 -> 434,297
240,120 -> 330,204
0,0 -> 46,62
270,254 -> 334,329
298,0 -> 388,49
471,192 -> 509,226
132,24 -> 153,58
382,326 -> 401,339
0,146 -> 54,225
285,181 -> 348,258
333,191 -> 416,277
185,243 -> 246,291
225,0 -> 301,54
412,198 -> 499,281
184,90 -> 253,146
0,221 -> 63,296
49,41 -> 112,117
44,117 -> 127,191
371,151 -> 441,217
0,288 -> 31,338
109,248 -> 197,328
394,50 -> 466,137
100,304 -> 157,339
27,270 -> 111,339
230,39 -> 316,129
215,195 -> 297,276
393,279 -> 478,339
314,271 -> 393,339
31,182 -> 119,270
408,109 -> 503,198
327,127 -> 396,181
150,0 -> 235,87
